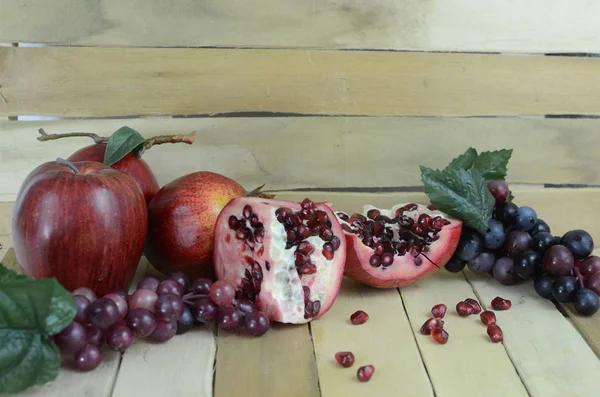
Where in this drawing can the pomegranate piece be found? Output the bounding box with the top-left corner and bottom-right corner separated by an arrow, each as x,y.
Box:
431,303 -> 447,318
419,317 -> 444,335
213,197 -> 346,324
350,310 -> 369,325
431,328 -> 449,344
357,365 -> 375,382
334,351 -> 355,368
464,298 -> 482,314
480,311 -> 496,325
487,324 -> 503,343
491,297 -> 512,311
336,203 -> 462,288
456,301 -> 474,317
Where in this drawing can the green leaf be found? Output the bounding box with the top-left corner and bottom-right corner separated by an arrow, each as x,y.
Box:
445,147 -> 478,171
103,126 -> 146,166
0,263 -> 27,283
420,166 -> 495,234
472,149 -> 513,181
0,329 -> 60,394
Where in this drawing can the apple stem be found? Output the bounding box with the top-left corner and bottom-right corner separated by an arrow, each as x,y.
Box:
136,131 -> 196,157
55,158 -> 80,174
38,128 -> 109,144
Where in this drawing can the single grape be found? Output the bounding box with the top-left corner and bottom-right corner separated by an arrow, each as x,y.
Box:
106,324 -> 134,352
210,280 -> 236,306
74,344 -> 102,371
192,298 -> 218,323
217,306 -> 242,331
112,289 -> 129,302
104,292 -> 129,320
543,245 -> 574,277
54,321 -> 87,353
552,276 -> 578,302
444,255 -> 466,273
534,274 -> 554,299
455,229 -> 483,262
190,278 -> 213,295
72,287 -> 97,303
585,272 -> 600,296
531,232 -> 556,254
137,276 -> 160,292
154,293 -> 185,323
85,324 -> 104,347
514,206 -> 537,232
580,256 -> 600,277
73,295 -> 91,324
157,279 -> 184,297
168,272 -> 190,291
495,202 -> 518,227
151,321 -> 177,343
529,219 -> 551,236
236,299 -> 258,316
126,308 -> 157,338
561,230 -> 594,259
492,257 -> 520,286
467,251 -> 496,274
487,180 -> 510,205
88,298 -> 121,329
129,289 -> 158,312
504,231 -> 532,257
574,288 -> 600,316
176,306 -> 194,335
245,311 -> 270,336
513,250 -> 540,280
482,219 -> 506,250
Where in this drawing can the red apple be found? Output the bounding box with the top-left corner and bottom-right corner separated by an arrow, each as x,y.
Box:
12,159 -> 148,296
68,144 -> 159,205
144,172 -> 247,279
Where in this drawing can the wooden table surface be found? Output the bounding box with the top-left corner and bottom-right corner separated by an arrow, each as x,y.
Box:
2,189 -> 600,397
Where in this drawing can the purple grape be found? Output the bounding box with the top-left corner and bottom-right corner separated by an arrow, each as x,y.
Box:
244,312 -> 270,336
112,289 -> 129,302
154,293 -> 185,323
190,278 -> 213,295
104,292 -> 128,320
236,299 -> 258,316
85,324 -> 104,347
106,324 -> 134,352
176,306 -> 194,335
168,272 -> 190,291
210,280 -> 236,306
72,287 -> 97,303
156,279 -> 184,297
74,344 -> 102,371
73,295 -> 91,324
137,277 -> 160,292
192,298 -> 218,323
504,231 -> 532,257
54,322 -> 87,353
88,298 -> 121,329
129,289 -> 158,312
151,321 -> 177,342
126,308 -> 157,338
467,251 -> 496,274
217,306 -> 242,331
492,257 -> 520,285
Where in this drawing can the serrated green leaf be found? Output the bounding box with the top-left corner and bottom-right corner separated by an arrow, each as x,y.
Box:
473,149 -> 513,181
103,126 -> 146,166
0,263 -> 27,283
420,166 -> 495,234
446,147 -> 478,171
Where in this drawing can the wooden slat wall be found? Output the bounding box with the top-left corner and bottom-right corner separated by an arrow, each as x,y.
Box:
1,0 -> 600,53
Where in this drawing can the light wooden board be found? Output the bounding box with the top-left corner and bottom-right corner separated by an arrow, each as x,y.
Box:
3,118 -> 600,202
3,47 -> 600,117
310,278 -> 434,397
401,272 -> 529,397
1,0 -> 600,53
214,325 -> 320,397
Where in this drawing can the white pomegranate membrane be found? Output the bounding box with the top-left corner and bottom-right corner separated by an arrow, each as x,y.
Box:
337,203 -> 462,288
213,197 -> 346,324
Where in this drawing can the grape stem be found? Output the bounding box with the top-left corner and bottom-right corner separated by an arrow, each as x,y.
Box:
573,267 -> 585,289
182,293 -> 208,301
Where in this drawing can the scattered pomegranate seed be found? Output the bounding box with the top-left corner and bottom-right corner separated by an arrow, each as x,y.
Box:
464,298 -> 482,314
357,365 -> 375,382
334,351 -> 355,368
431,328 -> 449,344
491,297 -> 511,311
431,304 -> 447,318
487,324 -> 503,343
419,317 -> 444,335
480,311 -> 496,325
350,310 -> 369,325
456,301 -> 474,317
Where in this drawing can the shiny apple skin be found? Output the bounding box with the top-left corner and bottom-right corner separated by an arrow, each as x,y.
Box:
12,161 -> 148,296
144,171 -> 246,279
68,143 -> 160,205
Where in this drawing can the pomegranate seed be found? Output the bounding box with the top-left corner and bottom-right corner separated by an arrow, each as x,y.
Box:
286,229 -> 296,242
431,328 -> 449,344
369,255 -> 381,267
297,263 -> 317,275
337,212 -> 349,221
456,301 -> 474,317
249,214 -> 261,228
491,297 -> 511,311
411,224 -> 425,235
330,236 -> 341,251
228,216 -> 240,230
431,304 -> 447,318
419,317 -> 443,335
373,244 -> 385,256
480,311 -> 496,325
357,365 -> 375,382
367,209 -> 380,220
351,213 -> 367,222
381,253 -> 394,267
334,351 -> 355,368
350,310 -> 369,325
372,222 -> 384,237
276,207 -> 292,223
418,213 -> 432,228
303,286 -> 310,304
464,298 -> 482,314
320,227 -> 334,241
301,198 -> 315,210
235,229 -> 248,240
254,228 -> 265,243
287,214 -> 302,227
405,203 -> 418,211
297,224 -> 312,239
487,324 -> 503,343
315,210 -> 328,225
243,205 -> 253,219
300,208 -> 315,220
297,241 -> 315,255
398,215 -> 414,227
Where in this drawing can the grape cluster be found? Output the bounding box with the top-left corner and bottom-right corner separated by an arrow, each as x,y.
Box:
446,180 -> 600,316
55,273 -> 270,371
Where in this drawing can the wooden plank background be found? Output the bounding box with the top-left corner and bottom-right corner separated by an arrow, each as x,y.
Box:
2,47 -> 600,117
1,0 -> 600,53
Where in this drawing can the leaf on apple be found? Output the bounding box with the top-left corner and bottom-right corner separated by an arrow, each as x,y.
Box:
103,126 -> 146,166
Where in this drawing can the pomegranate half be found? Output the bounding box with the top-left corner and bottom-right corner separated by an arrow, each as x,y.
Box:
213,197 -> 346,324
336,203 -> 462,288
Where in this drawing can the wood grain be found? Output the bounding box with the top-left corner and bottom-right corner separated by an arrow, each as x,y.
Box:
310,278 -> 434,397
3,47 -> 600,117
1,0 -> 600,53
214,325 -> 320,397
3,118 -> 600,202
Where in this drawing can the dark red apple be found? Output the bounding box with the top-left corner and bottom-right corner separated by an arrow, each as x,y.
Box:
12,159 -> 148,296
144,171 -> 247,279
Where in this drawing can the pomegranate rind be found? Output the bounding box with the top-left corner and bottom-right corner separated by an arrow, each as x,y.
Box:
339,203 -> 462,288
213,197 -> 346,324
